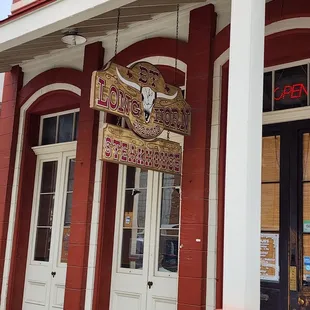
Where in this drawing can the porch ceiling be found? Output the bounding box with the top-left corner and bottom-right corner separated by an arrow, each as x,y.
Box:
0,0 -> 205,73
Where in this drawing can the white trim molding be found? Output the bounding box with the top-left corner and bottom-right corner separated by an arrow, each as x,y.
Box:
0,83 -> 81,310
11,0 -> 37,12
32,141 -> 77,155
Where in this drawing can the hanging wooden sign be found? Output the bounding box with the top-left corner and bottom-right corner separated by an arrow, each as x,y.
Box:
90,62 -> 191,140
99,124 -> 182,175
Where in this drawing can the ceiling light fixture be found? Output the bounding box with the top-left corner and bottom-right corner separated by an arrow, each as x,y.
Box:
61,30 -> 86,46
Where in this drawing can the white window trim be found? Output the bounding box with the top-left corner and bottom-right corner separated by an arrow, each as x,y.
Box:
39,108 -> 80,146
32,141 -> 77,156
263,106 -> 310,125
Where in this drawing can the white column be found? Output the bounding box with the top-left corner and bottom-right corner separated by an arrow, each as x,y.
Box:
223,0 -> 266,310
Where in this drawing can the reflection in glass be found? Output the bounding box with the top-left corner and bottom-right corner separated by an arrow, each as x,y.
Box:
274,65 -> 308,110
34,161 -> 58,262
121,229 -> 144,269
61,159 -> 75,263
158,229 -> 179,272
74,112 -> 79,141
158,174 -> 180,273
263,72 -> 272,112
42,117 -> 57,145
58,113 -> 74,143
261,136 -> 280,282
40,112 -> 79,145
121,168 -> 148,270
41,161 -> 58,193
262,136 -> 280,183
261,184 -> 280,231
34,228 -> 52,261
37,194 -> 54,226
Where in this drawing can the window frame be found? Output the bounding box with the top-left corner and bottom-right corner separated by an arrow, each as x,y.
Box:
38,108 -> 80,146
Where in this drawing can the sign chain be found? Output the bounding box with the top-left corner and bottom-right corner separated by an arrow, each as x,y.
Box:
115,8 -> 121,127
175,4 -> 180,82
114,8 -> 121,59
168,4 -> 180,142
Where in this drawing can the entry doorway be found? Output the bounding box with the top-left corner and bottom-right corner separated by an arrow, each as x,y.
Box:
261,120 -> 310,310
110,165 -> 181,310
22,110 -> 79,310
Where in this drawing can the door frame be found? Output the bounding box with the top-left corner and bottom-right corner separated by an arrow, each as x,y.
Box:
262,120 -> 310,309
261,123 -> 290,310
22,141 -> 77,309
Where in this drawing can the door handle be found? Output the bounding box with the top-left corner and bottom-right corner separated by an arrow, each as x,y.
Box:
298,297 -> 305,306
147,281 -> 153,289
51,271 -> 56,278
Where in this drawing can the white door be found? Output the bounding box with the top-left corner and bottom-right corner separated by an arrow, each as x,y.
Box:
110,164 -> 181,310
23,144 -> 76,310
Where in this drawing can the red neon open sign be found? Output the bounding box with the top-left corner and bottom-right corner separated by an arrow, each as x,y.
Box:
274,83 -> 308,101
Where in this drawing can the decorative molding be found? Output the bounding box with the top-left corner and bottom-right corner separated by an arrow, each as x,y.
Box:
32,141 -> 77,155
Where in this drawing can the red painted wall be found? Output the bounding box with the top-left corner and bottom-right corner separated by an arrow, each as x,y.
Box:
0,67 -> 23,303
178,5 -> 216,310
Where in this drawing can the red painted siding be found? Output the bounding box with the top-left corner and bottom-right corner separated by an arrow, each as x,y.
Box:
178,4 -> 216,310
64,42 -> 104,310
0,67 -> 23,303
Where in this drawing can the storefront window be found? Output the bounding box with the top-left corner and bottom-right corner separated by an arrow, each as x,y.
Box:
263,64 -> 309,112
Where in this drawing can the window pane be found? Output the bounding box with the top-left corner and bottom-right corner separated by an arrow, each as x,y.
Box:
158,229 -> 179,273
34,161 -> 57,262
163,173 -> 181,187
41,161 -> 58,193
74,112 -> 79,140
126,166 -> 136,188
261,184 -> 280,231
121,229 -> 144,269
303,235 -> 310,286
64,193 -> 73,226
262,136 -> 280,182
121,168 -> 148,270
158,173 -> 180,273
60,228 -> 70,264
263,72 -> 272,112
138,169 -> 148,188
67,159 -> 75,192
60,158 -> 75,263
160,188 -> 180,227
42,117 -> 57,145
58,113 -> 74,143
37,194 -> 54,226
34,228 -> 52,261
274,65 -> 308,110
304,134 -> 310,181
124,189 -> 147,229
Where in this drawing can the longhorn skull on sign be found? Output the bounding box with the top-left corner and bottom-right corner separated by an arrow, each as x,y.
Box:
90,61 -> 191,140
116,67 -> 178,123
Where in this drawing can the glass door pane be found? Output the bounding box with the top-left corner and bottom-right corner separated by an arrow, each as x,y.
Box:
120,167 -> 148,270
261,135 -> 281,282
60,158 -> 75,264
302,133 -> 310,286
34,161 -> 58,262
157,173 -> 180,273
